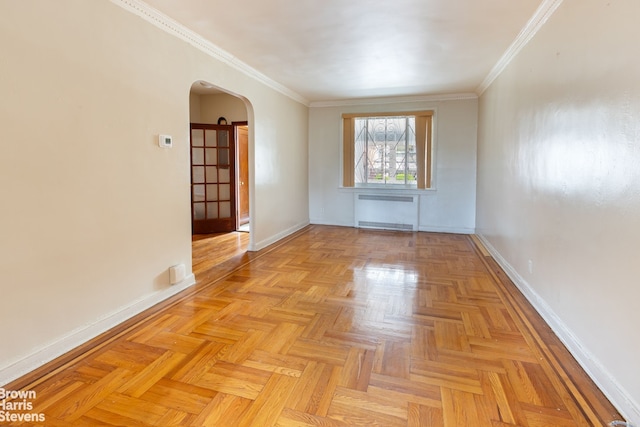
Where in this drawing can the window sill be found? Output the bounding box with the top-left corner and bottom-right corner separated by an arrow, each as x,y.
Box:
338,185 -> 436,194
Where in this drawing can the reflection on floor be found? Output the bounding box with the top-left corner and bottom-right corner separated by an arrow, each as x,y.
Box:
192,231 -> 250,271
3,226 -> 623,426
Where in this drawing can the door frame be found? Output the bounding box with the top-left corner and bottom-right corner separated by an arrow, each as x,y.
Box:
233,121 -> 249,230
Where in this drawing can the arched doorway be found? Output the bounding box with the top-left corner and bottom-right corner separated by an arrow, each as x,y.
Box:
188,81 -> 252,236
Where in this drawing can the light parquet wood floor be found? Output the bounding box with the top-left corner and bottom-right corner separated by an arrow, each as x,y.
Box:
3,226 -> 624,426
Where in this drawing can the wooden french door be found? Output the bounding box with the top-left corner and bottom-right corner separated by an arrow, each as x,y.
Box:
190,123 -> 236,234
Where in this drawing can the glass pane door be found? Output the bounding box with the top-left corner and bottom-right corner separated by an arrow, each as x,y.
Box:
190,124 -> 235,234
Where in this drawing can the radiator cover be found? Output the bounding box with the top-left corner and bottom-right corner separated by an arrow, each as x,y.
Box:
354,193 -> 419,231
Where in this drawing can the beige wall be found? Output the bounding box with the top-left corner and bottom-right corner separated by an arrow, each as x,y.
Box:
476,0 -> 640,422
195,93 -> 249,124
189,93 -> 202,123
0,0 -> 308,384
309,97 -> 477,233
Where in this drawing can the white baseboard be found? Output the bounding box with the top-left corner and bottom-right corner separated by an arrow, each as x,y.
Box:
310,219 -> 476,235
309,218 -> 356,228
419,225 -> 476,234
251,220 -> 310,251
0,274 -> 196,387
476,234 -> 640,426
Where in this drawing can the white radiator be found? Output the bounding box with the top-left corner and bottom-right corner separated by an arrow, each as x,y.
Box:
354,194 -> 419,231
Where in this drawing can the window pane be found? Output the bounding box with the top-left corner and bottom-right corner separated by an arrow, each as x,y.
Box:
205,148 -> 217,165
205,130 -> 217,147
206,202 -> 218,219
354,116 -> 417,186
193,203 -> 205,220
191,129 -> 204,147
219,148 -> 229,167
206,184 -> 218,201
219,202 -> 231,218
219,167 -> 230,183
192,148 -> 204,165
218,130 -> 229,147
192,166 -> 205,184
206,166 -> 217,183
193,184 -> 205,202
219,184 -> 230,200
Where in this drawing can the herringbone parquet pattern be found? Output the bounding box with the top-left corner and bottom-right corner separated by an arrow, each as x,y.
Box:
3,226 -> 623,426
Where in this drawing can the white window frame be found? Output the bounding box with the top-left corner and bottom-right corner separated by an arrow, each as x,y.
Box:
342,111 -> 433,189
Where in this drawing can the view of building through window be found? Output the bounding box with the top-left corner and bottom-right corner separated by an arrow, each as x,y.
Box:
354,116 -> 417,186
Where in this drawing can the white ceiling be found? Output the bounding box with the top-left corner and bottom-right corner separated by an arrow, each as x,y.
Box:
143,0 -> 545,102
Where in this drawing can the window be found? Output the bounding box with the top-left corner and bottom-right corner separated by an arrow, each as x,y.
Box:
342,111 -> 433,189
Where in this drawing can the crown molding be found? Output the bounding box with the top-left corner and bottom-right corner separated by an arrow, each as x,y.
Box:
476,0 -> 564,95
309,92 -> 478,108
110,0 -> 310,106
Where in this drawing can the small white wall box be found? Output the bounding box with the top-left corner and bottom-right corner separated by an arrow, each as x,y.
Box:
159,134 -> 172,148
169,264 -> 186,284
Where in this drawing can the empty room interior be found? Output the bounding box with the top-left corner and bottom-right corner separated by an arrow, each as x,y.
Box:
1,0 -> 639,426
